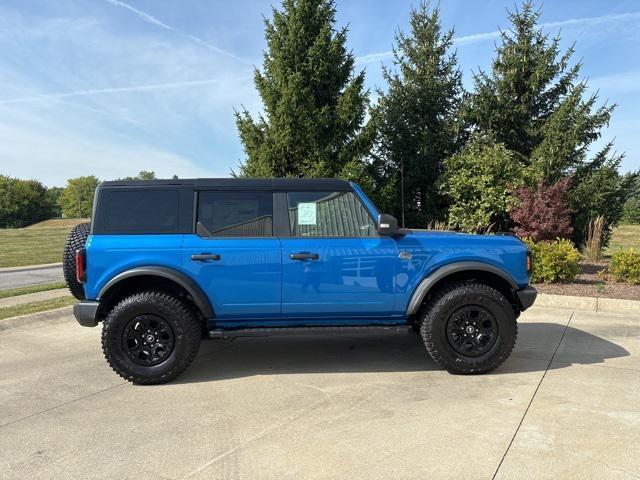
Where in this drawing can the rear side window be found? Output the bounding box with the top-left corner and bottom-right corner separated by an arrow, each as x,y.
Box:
197,191 -> 273,237
287,191 -> 376,237
96,189 -> 180,233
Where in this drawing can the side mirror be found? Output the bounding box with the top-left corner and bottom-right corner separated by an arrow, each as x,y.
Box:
377,214 -> 399,236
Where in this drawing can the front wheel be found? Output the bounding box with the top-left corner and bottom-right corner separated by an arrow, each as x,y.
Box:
420,282 -> 517,374
101,292 -> 201,384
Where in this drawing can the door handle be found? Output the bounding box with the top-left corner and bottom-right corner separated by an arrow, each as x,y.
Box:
289,252 -> 319,260
191,253 -> 221,262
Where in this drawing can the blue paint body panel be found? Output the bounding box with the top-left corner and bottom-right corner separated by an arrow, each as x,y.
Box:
84,184 -> 532,330
281,237 -> 398,319
182,235 -> 282,319
85,234 -> 186,301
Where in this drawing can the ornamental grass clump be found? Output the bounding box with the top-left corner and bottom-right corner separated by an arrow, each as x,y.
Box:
609,248 -> 640,285
582,216 -> 605,261
524,238 -> 581,284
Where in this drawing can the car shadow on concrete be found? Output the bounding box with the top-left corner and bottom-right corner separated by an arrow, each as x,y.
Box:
175,322 -> 630,384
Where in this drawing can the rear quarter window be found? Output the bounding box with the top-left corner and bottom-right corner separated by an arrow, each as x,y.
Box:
93,188 -> 192,234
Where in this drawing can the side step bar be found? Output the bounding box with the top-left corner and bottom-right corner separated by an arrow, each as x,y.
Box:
208,325 -> 411,339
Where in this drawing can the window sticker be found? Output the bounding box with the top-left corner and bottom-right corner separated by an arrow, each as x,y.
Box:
298,202 -> 317,225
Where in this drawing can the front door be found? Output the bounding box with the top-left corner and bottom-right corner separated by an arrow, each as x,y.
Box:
280,190 -> 398,320
182,190 -> 281,320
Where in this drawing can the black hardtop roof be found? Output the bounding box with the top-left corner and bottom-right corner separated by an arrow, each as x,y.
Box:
101,177 -> 353,191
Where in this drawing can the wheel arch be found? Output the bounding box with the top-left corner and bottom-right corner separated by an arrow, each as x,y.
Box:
407,261 -> 518,316
97,266 -> 214,319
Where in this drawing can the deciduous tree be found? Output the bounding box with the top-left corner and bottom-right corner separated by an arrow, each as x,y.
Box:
60,176 -> 100,218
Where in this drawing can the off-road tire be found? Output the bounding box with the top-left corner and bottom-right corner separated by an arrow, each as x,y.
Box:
420,282 -> 517,374
101,291 -> 201,385
62,222 -> 91,300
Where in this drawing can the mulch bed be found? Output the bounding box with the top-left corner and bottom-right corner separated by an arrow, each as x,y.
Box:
534,261 -> 640,300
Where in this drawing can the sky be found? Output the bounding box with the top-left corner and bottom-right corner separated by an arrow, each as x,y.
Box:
1,0 -> 639,187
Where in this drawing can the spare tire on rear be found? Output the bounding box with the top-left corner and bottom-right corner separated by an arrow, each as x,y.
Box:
63,222 -> 91,300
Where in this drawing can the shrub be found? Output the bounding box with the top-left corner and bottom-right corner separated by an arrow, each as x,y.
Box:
510,178 -> 573,242
441,135 -> 525,232
582,216 -> 604,261
609,248 -> 640,285
524,238 -> 581,283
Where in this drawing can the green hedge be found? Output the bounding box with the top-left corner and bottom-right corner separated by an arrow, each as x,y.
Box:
525,238 -> 581,283
610,248 -> 640,285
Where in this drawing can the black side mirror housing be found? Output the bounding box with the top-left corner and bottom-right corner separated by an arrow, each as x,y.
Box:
378,214 -> 400,236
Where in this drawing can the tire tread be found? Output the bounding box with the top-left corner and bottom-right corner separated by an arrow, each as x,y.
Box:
101,291 -> 201,385
420,281 -> 517,374
62,222 -> 91,300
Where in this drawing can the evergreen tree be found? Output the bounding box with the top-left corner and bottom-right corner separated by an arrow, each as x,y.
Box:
464,1 -> 613,182
372,2 -> 462,226
460,1 -> 624,245
236,0 -> 374,183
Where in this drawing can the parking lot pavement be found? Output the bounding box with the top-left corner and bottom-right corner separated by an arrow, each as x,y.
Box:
0,307 -> 638,480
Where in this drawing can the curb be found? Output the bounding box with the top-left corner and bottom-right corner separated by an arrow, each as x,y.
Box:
0,306 -> 73,332
0,288 -> 70,309
0,262 -> 63,273
535,293 -> 640,315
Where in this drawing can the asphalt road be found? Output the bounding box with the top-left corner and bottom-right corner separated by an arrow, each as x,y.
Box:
0,306 -> 638,479
0,264 -> 64,290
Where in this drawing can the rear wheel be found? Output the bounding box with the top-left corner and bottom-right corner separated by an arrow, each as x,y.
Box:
420,282 -> 517,374
62,222 -> 91,300
101,292 -> 201,385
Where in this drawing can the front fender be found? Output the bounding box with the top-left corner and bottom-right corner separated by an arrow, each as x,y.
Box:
406,261 -> 518,315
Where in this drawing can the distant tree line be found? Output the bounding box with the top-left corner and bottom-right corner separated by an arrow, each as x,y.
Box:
236,0 -> 639,245
0,171 -> 162,228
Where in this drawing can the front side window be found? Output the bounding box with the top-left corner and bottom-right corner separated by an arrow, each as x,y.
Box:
197,191 -> 273,237
287,191 -> 376,237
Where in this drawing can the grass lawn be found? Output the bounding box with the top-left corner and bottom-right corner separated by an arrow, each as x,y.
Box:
0,282 -> 67,299
0,218 -> 88,268
0,295 -> 75,321
606,224 -> 640,254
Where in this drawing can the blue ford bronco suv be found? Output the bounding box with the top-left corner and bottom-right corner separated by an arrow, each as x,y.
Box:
63,178 -> 536,384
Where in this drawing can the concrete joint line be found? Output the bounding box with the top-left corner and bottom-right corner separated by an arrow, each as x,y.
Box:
0,382 -> 126,429
491,312 -> 574,480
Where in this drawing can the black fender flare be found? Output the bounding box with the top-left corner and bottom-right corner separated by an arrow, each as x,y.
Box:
406,261 -> 518,315
97,266 -> 214,318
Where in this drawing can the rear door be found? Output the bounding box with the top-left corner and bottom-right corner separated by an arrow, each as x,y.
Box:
280,190 -> 398,320
182,190 -> 281,320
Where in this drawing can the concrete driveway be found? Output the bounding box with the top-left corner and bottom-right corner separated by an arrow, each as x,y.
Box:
0,306 -> 638,480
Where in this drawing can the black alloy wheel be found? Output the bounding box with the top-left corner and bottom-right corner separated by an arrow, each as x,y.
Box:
419,282 -> 518,374
122,314 -> 175,366
445,305 -> 498,357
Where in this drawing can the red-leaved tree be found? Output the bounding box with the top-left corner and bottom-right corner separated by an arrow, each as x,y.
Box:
510,178 -> 574,242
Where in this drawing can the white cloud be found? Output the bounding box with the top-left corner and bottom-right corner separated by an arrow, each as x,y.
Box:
0,107 -> 227,185
103,0 -> 250,63
590,70 -> 640,94
0,77 -> 251,105
356,11 -> 640,64
0,5 -> 259,185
